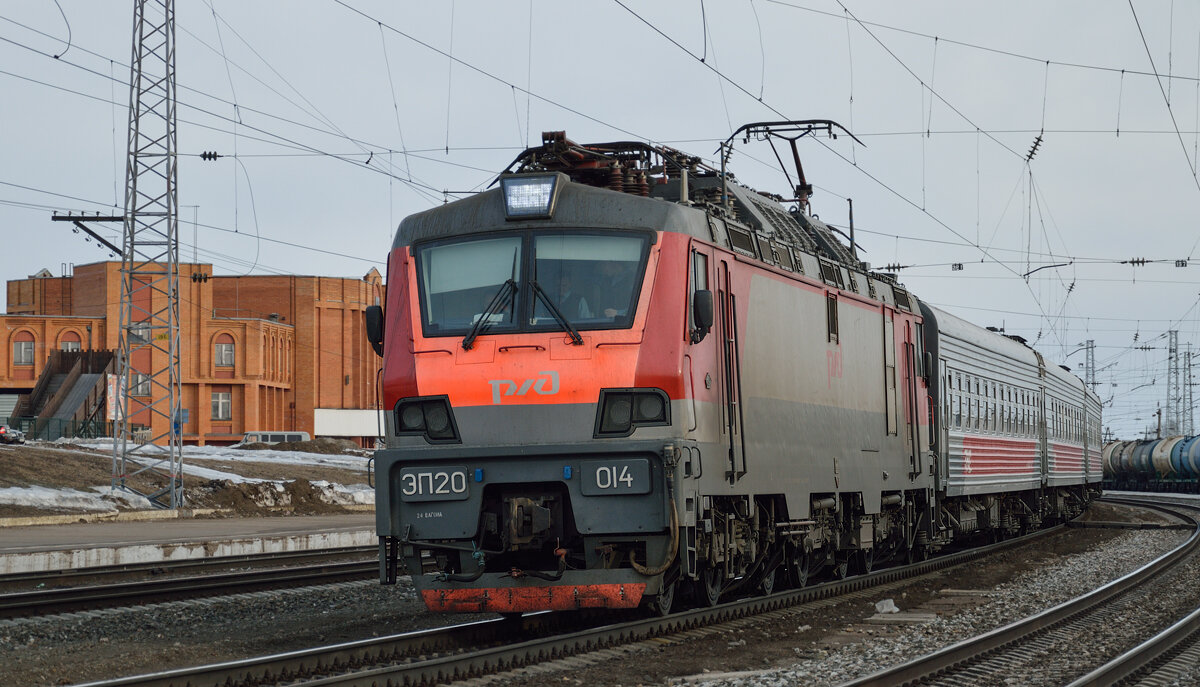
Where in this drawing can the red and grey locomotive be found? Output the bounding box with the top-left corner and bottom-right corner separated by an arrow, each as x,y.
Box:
366,122 -> 1102,615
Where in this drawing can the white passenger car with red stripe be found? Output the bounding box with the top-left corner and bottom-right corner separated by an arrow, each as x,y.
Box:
928,306 -> 1101,508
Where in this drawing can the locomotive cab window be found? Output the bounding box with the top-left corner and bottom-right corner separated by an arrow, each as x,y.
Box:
418,235 -> 523,334
531,233 -> 646,328
414,230 -> 650,337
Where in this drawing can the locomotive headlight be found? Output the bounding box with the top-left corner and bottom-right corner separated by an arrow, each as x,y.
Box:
394,396 -> 460,444
399,405 -> 425,431
424,403 -> 451,436
602,394 -> 633,434
634,394 -> 665,423
596,389 -> 670,437
500,174 -> 561,220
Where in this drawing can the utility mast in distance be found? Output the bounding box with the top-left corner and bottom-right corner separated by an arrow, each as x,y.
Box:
113,0 -> 183,508
1167,330 -> 1183,437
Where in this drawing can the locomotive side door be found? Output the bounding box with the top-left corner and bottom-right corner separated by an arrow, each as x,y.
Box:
902,319 -> 922,477
717,259 -> 746,481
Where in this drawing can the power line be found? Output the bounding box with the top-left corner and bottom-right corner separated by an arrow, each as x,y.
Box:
2,177 -> 382,268
0,28 -> 449,203
1127,0 -> 1200,259
332,0 -> 652,143
834,1 -> 1024,161
764,0 -> 1200,84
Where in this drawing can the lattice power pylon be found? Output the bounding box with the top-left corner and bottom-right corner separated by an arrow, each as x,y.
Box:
1187,343 -> 1195,436
1166,330 -> 1183,436
112,0 -> 183,508
1084,339 -> 1096,393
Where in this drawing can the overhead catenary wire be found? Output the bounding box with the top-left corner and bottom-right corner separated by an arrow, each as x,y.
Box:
610,0 -> 1071,352
0,32 -> 450,205
835,1 -> 1023,161
377,22 -> 412,181
331,0 -> 651,143
1128,1 -> 1200,260
765,0 -> 1200,85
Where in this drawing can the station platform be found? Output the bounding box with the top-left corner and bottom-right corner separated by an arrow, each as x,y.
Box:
0,511 -> 376,575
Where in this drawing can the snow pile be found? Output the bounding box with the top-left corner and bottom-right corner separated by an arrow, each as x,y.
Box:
0,485 -> 150,513
16,438 -> 378,513
61,438 -> 371,473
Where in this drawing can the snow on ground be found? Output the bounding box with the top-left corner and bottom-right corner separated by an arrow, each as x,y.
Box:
63,438 -> 371,472
0,438 -> 377,512
312,481 -> 374,506
0,485 -> 148,513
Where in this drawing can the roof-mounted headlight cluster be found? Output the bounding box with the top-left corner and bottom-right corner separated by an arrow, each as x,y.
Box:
594,388 -> 670,437
394,396 -> 460,444
500,173 -> 562,220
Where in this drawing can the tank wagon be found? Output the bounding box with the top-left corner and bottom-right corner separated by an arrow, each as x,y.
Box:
1105,435 -> 1200,492
367,123 -> 1102,615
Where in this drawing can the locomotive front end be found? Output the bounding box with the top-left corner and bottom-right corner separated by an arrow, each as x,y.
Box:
372,170 -> 693,613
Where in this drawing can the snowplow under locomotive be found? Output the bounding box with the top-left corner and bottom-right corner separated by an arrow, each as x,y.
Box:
367,124 -> 1102,615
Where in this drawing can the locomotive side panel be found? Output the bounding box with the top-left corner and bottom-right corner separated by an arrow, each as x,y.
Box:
735,270 -> 933,517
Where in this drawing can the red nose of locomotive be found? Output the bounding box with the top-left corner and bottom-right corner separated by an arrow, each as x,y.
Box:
372,172 -> 693,613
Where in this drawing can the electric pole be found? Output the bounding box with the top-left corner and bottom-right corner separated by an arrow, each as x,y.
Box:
1084,339 -> 1096,393
1167,330 -> 1183,436
113,0 -> 183,508
1188,343 -> 1196,436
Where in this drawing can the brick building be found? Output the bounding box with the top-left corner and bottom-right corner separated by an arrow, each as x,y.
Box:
2,262 -> 384,446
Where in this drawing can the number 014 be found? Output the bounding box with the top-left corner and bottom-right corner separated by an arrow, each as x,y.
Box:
594,464 -> 634,489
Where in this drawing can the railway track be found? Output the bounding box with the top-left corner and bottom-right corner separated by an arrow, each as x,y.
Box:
1066,605 -> 1200,687
838,496 -> 1200,687
0,547 -> 378,618
75,525 -> 1065,687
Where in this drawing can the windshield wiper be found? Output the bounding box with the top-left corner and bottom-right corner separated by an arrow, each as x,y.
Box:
530,280 -> 584,346
462,279 -> 516,351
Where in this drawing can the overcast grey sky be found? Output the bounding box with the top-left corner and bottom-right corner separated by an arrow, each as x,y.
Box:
3,1 -> 1200,438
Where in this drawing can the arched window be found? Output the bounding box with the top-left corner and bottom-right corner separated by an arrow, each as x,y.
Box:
214,333 -> 235,367
12,331 -> 34,365
61,331 -> 82,352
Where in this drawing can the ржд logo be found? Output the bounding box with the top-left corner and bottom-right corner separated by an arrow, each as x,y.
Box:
488,371 -> 560,404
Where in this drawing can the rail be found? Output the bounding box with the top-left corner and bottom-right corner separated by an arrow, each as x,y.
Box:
837,497 -> 1200,687
74,524 -> 1065,687
0,547 -> 378,618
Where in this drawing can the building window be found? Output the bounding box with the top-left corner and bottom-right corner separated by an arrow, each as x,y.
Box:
13,340 -> 34,365
131,373 -> 151,396
215,342 -> 235,367
61,341 -> 81,352
211,391 -> 232,421
130,323 -> 152,344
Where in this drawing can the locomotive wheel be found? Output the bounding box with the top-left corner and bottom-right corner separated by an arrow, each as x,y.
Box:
649,580 -> 676,616
758,566 -> 777,596
858,547 -> 874,574
700,565 -> 722,606
832,555 -> 850,580
788,547 -> 811,588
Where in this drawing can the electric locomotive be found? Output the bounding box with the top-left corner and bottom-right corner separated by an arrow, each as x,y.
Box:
367,123 -> 1102,615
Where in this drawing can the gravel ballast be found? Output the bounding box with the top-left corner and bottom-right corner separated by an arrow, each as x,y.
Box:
683,529 -> 1189,687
